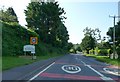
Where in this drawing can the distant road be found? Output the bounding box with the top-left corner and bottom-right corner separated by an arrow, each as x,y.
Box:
2,54 -> 120,82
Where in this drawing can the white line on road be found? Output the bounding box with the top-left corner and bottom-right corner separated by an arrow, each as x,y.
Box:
80,60 -> 116,82
103,68 -> 120,76
86,65 -> 105,77
28,62 -> 55,81
80,60 -> 87,66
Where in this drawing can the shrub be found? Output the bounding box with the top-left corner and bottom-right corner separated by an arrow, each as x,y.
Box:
94,47 -> 101,55
99,49 -> 108,56
116,45 -> 120,59
89,49 -> 94,55
107,49 -> 112,55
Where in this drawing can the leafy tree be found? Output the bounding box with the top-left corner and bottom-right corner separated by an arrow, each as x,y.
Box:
67,42 -> 73,52
97,41 -> 111,49
83,27 -> 101,42
80,35 -> 95,54
107,21 -> 120,59
0,7 -> 18,22
76,46 -> 82,52
80,27 -> 100,53
25,1 -> 69,49
107,21 -> 120,44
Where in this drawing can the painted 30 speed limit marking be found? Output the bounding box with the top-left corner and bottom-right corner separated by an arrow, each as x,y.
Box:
62,65 -> 81,73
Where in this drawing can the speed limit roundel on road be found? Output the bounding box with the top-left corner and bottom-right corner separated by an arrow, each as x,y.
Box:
62,65 -> 81,73
30,37 -> 38,44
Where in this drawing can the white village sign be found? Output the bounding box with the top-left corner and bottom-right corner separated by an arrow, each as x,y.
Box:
23,45 -> 35,54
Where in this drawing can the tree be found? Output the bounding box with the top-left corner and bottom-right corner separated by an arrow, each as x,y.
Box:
107,21 -> 120,44
25,1 -> 69,49
80,27 -> 101,53
107,21 -> 120,59
83,27 -> 101,42
80,35 -> 95,54
67,42 -> 73,52
76,46 -> 82,52
0,7 -> 18,22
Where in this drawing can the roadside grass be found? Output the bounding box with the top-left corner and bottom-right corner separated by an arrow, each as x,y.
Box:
1,21 -> 66,71
2,53 -> 63,71
85,54 -> 120,67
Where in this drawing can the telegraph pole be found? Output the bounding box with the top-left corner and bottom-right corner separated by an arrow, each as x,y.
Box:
109,15 -> 120,59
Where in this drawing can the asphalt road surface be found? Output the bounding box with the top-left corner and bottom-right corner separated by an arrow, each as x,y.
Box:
2,54 -> 120,82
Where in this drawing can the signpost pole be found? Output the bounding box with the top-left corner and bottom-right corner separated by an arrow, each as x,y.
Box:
32,44 -> 35,60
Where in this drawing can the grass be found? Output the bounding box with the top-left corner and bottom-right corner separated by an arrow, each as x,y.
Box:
1,21 -> 66,71
85,54 -> 120,67
2,53 -> 63,71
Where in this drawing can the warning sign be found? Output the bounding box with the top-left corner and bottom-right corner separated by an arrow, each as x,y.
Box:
30,37 -> 38,44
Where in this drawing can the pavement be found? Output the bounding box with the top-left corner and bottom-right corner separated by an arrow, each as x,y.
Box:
2,54 -> 120,82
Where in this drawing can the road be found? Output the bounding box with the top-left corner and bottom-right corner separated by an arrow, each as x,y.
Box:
2,54 -> 120,82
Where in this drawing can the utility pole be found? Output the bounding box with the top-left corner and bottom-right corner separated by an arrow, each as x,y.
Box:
109,15 -> 120,59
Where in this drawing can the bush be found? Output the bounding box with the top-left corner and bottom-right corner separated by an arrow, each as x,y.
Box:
116,45 -> 120,59
107,49 -> 112,55
99,49 -> 108,56
94,47 -> 100,55
2,21 -> 66,57
89,49 -> 94,55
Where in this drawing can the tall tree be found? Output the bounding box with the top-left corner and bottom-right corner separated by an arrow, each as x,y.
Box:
107,21 -> 120,58
0,7 -> 18,22
107,21 -> 120,44
83,27 -> 101,42
80,35 -> 95,53
25,1 -> 69,48
67,42 -> 73,51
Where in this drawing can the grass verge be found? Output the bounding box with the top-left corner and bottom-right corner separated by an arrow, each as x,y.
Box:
85,54 -> 120,67
2,54 -> 63,71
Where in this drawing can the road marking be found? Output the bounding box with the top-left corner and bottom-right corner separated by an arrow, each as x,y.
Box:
80,60 -> 87,66
28,62 -> 55,81
103,68 -> 120,76
61,65 -> 81,73
18,62 -> 55,80
80,60 -> 116,82
86,65 -> 105,77
40,72 -> 102,80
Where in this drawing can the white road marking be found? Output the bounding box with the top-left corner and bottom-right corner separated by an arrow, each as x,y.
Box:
61,65 -> 81,73
103,68 -> 120,76
80,60 -> 87,66
80,60 -> 116,82
28,62 -> 55,81
86,65 -> 105,77
101,76 -> 114,81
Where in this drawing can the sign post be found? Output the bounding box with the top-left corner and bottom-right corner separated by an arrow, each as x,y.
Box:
23,45 -> 36,59
30,37 -> 38,59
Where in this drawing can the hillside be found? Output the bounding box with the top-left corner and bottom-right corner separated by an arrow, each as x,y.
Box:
1,21 -> 66,70
2,21 -> 65,56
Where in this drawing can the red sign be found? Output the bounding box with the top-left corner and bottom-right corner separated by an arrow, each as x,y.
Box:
30,37 -> 38,44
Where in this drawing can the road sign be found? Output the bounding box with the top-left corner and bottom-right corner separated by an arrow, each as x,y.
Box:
30,37 -> 38,44
23,45 -> 35,53
61,65 -> 81,73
